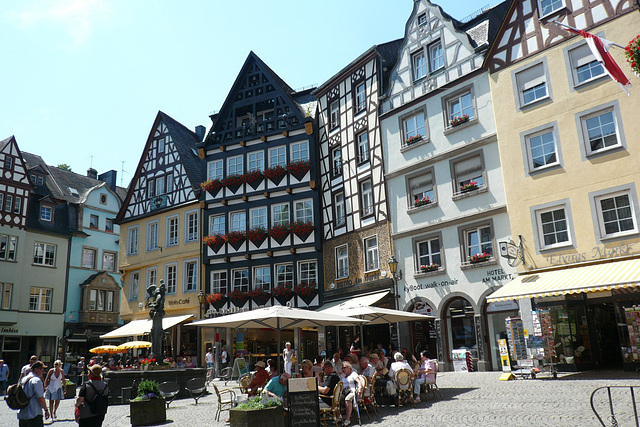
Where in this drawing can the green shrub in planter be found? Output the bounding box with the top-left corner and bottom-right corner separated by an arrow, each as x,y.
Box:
230,395 -> 285,427
130,380 -> 166,426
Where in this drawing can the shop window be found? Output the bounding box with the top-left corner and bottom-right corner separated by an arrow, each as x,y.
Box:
446,297 -> 477,359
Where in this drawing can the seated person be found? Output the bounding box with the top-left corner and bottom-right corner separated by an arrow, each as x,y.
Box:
265,372 -> 290,398
312,356 -> 324,379
247,361 -> 270,397
413,350 -> 436,403
266,359 -> 279,378
340,362 -> 364,426
185,356 -> 195,368
358,356 -> 375,379
331,353 -> 343,375
300,359 -> 315,378
389,352 -> 413,379
370,353 -> 385,375
317,361 -> 341,406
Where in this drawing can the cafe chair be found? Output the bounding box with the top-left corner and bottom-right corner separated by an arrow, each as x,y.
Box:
212,383 -> 237,422
367,373 -> 379,415
356,375 -> 371,421
426,361 -> 443,401
220,366 -> 233,385
319,381 -> 343,427
157,381 -> 181,408
185,377 -> 207,405
238,373 -> 253,394
394,368 -> 415,408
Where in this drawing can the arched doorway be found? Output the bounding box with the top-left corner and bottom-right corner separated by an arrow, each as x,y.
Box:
444,297 -> 477,363
408,300 -> 437,358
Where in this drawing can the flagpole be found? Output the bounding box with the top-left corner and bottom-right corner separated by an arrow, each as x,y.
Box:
550,21 -> 625,49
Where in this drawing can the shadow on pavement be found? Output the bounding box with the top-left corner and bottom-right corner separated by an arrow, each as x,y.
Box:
551,370 -> 640,381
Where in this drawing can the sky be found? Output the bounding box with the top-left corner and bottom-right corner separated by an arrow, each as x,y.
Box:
1,0 -> 500,188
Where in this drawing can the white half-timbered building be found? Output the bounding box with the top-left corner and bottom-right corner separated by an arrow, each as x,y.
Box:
0,136 -> 31,229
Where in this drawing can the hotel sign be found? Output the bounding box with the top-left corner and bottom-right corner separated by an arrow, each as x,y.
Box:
545,243 -> 634,265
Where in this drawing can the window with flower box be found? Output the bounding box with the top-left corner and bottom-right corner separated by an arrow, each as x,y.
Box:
275,264 -> 293,287
291,141 -> 309,163
250,207 -> 267,229
211,271 -> 227,294
402,111 -> 426,146
33,242 -> 56,267
167,215 -> 179,247
357,131 -> 370,164
29,287 -> 52,312
445,91 -> 475,127
408,170 -> 435,208
208,159 -> 223,181
184,260 -> 198,292
364,236 -> 379,271
228,155 -> 244,176
248,151 -> 264,171
461,224 -> 493,262
253,266 -> 271,291
294,199 -> 313,223
452,153 -> 485,194
230,211 -> 246,232
232,269 -> 249,292
355,82 -> 366,113
272,204 -> 290,227
336,245 -> 349,279
334,192 -> 346,227
429,41 -> 444,72
269,146 -> 286,168
416,236 -> 442,272
299,261 -> 317,285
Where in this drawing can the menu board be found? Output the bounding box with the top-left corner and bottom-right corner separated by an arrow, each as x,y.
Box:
505,317 -> 527,362
287,377 -> 319,427
624,307 -> 640,361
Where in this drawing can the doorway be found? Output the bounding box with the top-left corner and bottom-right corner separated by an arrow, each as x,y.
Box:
591,303 -> 622,369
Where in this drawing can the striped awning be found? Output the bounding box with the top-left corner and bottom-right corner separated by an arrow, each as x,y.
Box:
486,258 -> 640,302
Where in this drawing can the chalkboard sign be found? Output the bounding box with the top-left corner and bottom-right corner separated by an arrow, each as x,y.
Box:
287,377 -> 320,427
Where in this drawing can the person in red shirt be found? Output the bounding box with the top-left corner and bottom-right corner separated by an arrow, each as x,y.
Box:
247,361 -> 270,397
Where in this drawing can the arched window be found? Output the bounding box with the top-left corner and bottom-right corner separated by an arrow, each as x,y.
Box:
445,297 -> 476,358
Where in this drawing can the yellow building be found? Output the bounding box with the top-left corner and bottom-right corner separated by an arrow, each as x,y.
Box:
486,1 -> 640,371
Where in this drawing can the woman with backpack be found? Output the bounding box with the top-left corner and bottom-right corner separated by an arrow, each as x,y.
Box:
75,365 -> 109,426
44,360 -> 66,419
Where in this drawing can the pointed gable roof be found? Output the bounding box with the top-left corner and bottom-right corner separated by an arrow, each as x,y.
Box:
0,135 -> 33,188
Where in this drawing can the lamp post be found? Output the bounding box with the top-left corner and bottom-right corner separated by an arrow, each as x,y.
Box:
388,255 -> 400,350
197,290 -> 206,319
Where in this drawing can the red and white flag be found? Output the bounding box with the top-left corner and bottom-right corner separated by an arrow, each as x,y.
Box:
561,24 -> 631,95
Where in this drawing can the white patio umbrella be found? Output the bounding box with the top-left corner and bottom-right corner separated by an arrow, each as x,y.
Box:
320,304 -> 434,324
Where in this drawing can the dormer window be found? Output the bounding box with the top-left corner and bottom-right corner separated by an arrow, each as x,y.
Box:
69,187 -> 79,197
40,205 -> 53,222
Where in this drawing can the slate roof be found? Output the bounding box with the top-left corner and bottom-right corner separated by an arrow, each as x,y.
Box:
0,136 -> 13,152
158,111 -> 204,192
460,0 -> 514,50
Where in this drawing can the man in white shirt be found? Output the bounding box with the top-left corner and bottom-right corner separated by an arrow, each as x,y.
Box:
19,355 -> 38,382
389,352 -> 413,379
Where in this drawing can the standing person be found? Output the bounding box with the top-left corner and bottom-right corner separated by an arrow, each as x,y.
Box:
17,360 -> 50,426
44,360 -> 66,419
77,357 -> 86,385
19,355 -> 38,382
349,336 -> 361,356
282,342 -> 294,375
76,365 -> 109,427
0,359 -> 10,396
220,346 -> 228,370
205,348 -> 214,380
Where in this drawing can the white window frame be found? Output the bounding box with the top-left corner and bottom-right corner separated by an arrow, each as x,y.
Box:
275,263 -> 293,287
580,106 -> 622,157
82,247 -> 96,269
4,195 -> 11,213
102,251 -> 116,272
290,141 -> 309,163
147,267 -> 157,289
298,261 -> 317,285
166,174 -> 174,193
146,221 -> 159,252
230,210 -> 246,232
248,151 -> 265,172
227,155 -> 244,176
232,268 -> 249,292
129,271 -> 140,301
33,242 -> 56,267
105,219 -> 113,233
428,41 -> 444,72
127,226 -> 139,255
538,0 -> 565,18
165,263 -> 177,294
183,259 -> 198,293
253,266 -> 271,291
408,170 -> 435,207
412,50 -> 427,81
210,270 -> 227,294
40,205 -> 53,222
294,199 -> 313,224
1,282 -> 13,310
535,206 -> 572,250
268,146 -> 286,168
272,203 -> 290,226
13,197 -> 21,214
452,153 -> 486,194
360,180 -> 374,217
250,207 -> 267,229
155,175 -> 165,195
462,224 -> 494,261
594,190 -> 638,239
403,111 -> 426,142
416,236 -> 442,270
185,210 -> 198,243
364,236 -> 379,272
209,214 -> 225,235
0,235 -> 18,261
567,42 -> 605,87
167,215 -> 179,247
355,82 -> 366,113
357,131 -> 369,164
514,61 -> 550,108
207,159 -> 223,181
157,136 -> 165,153
335,192 -> 346,227
147,179 -> 155,198
89,214 -> 99,229
329,100 -> 340,129
524,126 -> 560,172
446,91 -> 475,125
331,147 -> 342,178
336,244 -> 349,279
29,287 -> 52,312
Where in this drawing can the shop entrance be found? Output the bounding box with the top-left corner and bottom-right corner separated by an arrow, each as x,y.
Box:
444,297 -> 477,363
590,303 -> 622,369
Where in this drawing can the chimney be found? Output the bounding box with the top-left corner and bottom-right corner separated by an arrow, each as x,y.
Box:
195,125 -> 206,142
87,168 -> 98,179
98,170 -> 118,191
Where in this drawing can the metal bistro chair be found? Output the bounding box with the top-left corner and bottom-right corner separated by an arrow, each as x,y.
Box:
219,366 -> 233,385
185,377 -> 207,405
212,383 -> 237,422
238,372 -> 253,394
366,373 -> 379,415
356,375 -> 371,421
157,381 -> 181,408
319,381 -> 343,427
421,361 -> 444,401
394,368 -> 415,408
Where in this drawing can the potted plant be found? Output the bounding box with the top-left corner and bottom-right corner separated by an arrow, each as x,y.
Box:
294,282 -> 317,305
224,230 -> 246,251
272,284 -> 294,306
269,223 -> 290,245
249,288 -> 271,306
469,252 -> 492,264
203,234 -> 225,252
450,114 -> 470,127
200,179 -> 223,195
413,196 -> 431,208
228,290 -> 249,307
625,35 -> 640,77
130,380 -> 166,426
139,358 -> 170,371
64,379 -> 76,399
286,160 -> 311,181
290,221 -> 314,241
405,134 -> 423,146
264,165 -> 287,185
420,264 -> 439,273
229,395 -> 285,427
243,170 -> 264,190
247,227 -> 268,247
222,174 -> 244,193
205,292 -> 227,309
460,181 -> 478,193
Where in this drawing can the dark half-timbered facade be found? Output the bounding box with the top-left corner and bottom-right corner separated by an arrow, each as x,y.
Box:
0,136 -> 32,229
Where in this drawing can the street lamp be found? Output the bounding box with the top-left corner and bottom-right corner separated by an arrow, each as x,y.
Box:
388,255 -> 399,309
197,290 -> 205,319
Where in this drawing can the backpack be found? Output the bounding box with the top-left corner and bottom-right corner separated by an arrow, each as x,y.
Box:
86,382 -> 109,415
5,382 -> 33,410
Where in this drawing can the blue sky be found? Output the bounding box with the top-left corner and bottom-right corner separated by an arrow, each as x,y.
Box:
1,0 -> 499,187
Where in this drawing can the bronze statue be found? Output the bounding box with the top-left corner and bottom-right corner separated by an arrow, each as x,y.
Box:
146,280 -> 166,360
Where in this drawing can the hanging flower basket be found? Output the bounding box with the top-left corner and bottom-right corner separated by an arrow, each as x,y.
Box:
450,114 -> 470,127
228,290 -> 249,307
200,179 -> 223,195
249,288 -> 271,306
290,221 -> 314,241
420,264 -> 439,273
405,134 -> 423,146
269,224 -> 291,245
224,231 -> 246,251
286,160 -> 311,181
460,181 -> 478,193
625,35 -> 640,77
294,282 -> 317,305
243,170 -> 264,190
222,175 -> 244,193
203,234 -> 225,252
247,227 -> 268,247
413,196 -> 432,208
205,293 -> 227,309
469,252 -> 491,264
272,285 -> 293,305
264,166 -> 287,185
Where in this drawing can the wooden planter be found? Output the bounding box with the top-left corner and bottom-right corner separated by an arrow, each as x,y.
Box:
130,398 -> 166,426
229,406 -> 284,427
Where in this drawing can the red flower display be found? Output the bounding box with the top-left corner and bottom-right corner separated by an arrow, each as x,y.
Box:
204,293 -> 226,304
269,223 -> 291,241
247,227 -> 268,246
200,179 -> 223,194
272,284 -> 294,299
420,264 -> 439,272
243,170 -> 264,189
469,252 -> 491,263
405,134 -> 423,145
249,288 -> 271,300
460,181 -> 478,193
202,234 -> 225,248
413,196 -> 431,208
450,114 -> 470,127
625,35 -> 640,77
228,290 -> 249,303
222,174 -> 244,189
294,282 -> 317,297
286,160 -> 311,179
224,231 -> 246,245
290,221 -> 314,241
264,165 -> 287,183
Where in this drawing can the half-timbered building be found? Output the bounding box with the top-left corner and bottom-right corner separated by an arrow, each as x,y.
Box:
198,52 -> 322,359
313,41 -> 401,353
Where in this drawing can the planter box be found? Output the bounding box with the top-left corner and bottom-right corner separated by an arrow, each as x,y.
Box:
64,384 -> 77,399
229,406 -> 284,427
130,398 -> 166,426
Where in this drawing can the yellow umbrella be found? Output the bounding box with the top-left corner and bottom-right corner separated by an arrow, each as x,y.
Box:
117,341 -> 152,351
89,345 -> 120,354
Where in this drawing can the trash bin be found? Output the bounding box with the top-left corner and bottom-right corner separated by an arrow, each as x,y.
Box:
452,349 -> 472,372
121,386 -> 133,403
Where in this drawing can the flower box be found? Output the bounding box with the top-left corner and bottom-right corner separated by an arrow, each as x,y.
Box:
228,290 -> 249,307
203,234 -> 225,252
420,264 -> 439,273
413,197 -> 432,208
269,224 -> 290,245
222,175 -> 244,193
469,252 -> 492,263
286,160 -> 311,181
225,231 -> 246,251
405,134 -> 423,146
460,181 -> 478,193
625,35 -> 640,77
200,179 -> 223,195
272,285 -> 293,305
264,165 -> 287,185
243,170 -> 264,190
290,221 -> 314,242
205,293 -> 227,309
450,114 -> 470,127
229,404 -> 284,427
130,398 -> 166,426
247,227 -> 268,247
294,282 -> 317,305
249,288 -> 271,306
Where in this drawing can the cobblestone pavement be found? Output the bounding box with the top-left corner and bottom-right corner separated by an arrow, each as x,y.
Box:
2,370 -> 640,427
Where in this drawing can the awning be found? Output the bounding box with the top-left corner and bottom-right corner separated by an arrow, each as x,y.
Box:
487,258 -> 640,302
318,290 -> 389,312
99,314 -> 194,339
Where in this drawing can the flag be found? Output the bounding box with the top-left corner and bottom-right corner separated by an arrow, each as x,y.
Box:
562,26 -> 631,95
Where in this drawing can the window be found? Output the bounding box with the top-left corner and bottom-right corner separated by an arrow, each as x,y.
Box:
105,219 -> 113,233
209,214 -> 225,235
417,237 -> 442,269
248,151 -> 264,172
536,207 -> 570,248
253,266 -> 271,291
294,199 -> 313,223
129,271 -> 140,301
360,180 -> 374,216
97,290 -> 105,311
82,248 -> 96,269
275,264 -> 293,287
250,207 -> 267,229
29,288 -> 52,312
539,0 -> 564,16
364,236 -> 379,271
40,205 -> 53,222
453,154 -> 485,193
167,216 -> 178,246
335,192 -> 346,227
447,92 -> 474,124
13,197 -> 21,215
464,225 -> 493,259
184,260 -> 197,292
185,211 -> 198,243
127,226 -> 139,255
4,157 -> 12,170
228,155 -> 243,176
596,191 -> 636,238
147,179 -> 155,198
409,172 -> 435,206
230,211 -> 246,232
158,137 -> 165,153
355,82 -> 366,112
166,175 -> 174,193
272,204 -> 290,226
417,13 -> 427,26
526,129 -> 558,170
299,261 -> 317,285
581,108 -> 620,155
0,235 -> 17,261
107,291 -> 114,312
330,100 -> 340,129
0,195 -> 2,212
155,175 -> 165,195
89,214 -> 99,229
291,141 -> 309,163
269,146 -> 286,168
147,267 -> 157,289
165,264 -> 177,294
515,62 -> 548,107
211,271 -> 227,294
232,269 -> 249,292
208,159 -> 223,181
336,245 -> 349,279
357,132 -> 369,163
568,43 -> 604,85
146,221 -> 159,251
103,252 -> 116,272
99,194 -> 107,205
403,112 -> 426,142
331,148 -> 342,177
4,195 -> 12,212
412,51 -> 427,81
33,243 -> 56,267
429,42 -> 444,72
0,283 -> 12,310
